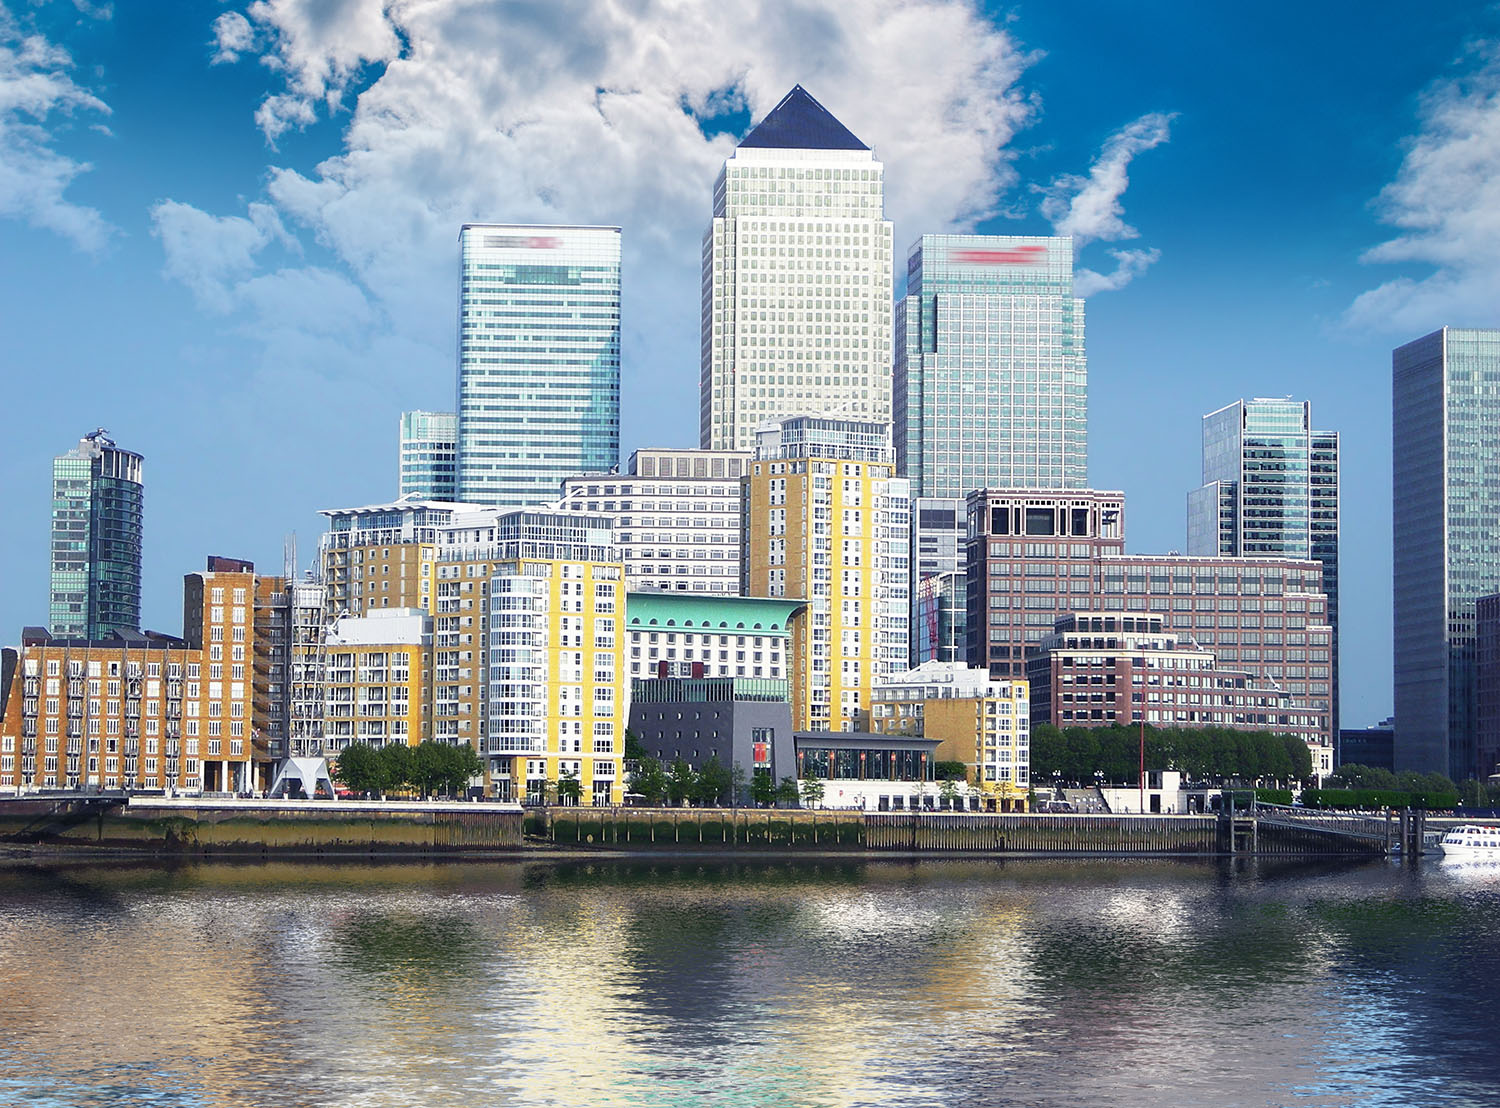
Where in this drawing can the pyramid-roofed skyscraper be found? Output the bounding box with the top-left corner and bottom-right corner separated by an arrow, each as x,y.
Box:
699,86 -> 893,451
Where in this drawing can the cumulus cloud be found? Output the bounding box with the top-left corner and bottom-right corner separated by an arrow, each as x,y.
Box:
164,0 -> 1040,428
0,6 -> 113,249
211,11 -> 256,65
150,199 -> 293,311
1038,111 -> 1173,294
1075,247 -> 1161,297
1345,42 -> 1500,334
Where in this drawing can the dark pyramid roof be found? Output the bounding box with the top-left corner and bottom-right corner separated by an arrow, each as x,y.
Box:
738,85 -> 869,151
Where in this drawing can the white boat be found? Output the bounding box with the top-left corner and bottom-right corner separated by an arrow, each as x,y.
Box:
1436,824 -> 1500,859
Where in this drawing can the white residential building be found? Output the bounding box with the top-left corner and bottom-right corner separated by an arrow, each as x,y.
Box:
560,448 -> 750,594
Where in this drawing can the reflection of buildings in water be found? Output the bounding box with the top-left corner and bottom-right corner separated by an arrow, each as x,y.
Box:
0,888 -> 307,1105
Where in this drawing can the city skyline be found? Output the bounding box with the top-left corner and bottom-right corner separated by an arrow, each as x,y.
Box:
5,2 -> 1500,729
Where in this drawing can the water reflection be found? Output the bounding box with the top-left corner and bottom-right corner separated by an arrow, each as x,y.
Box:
0,857 -> 1495,1107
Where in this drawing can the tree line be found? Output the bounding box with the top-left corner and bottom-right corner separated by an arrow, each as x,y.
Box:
332,740 -> 484,798
1030,724 -> 1314,786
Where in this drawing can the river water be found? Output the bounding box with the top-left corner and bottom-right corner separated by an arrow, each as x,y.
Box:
1,855 -> 1497,1108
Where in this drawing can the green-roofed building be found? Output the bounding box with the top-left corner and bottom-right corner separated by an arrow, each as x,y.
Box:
625,591 -> 806,683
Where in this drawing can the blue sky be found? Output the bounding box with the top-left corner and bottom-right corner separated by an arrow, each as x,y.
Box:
4,0 -> 1499,729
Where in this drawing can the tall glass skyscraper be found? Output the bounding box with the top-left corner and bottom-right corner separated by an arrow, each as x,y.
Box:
1187,398 -> 1340,733
455,224 -> 620,507
49,429 -> 144,639
1393,328 -> 1500,780
894,234 -> 1087,496
700,86 -> 893,452
398,410 -> 458,500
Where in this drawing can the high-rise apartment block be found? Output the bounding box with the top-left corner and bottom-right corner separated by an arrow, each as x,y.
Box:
455,224 -> 621,507
699,86 -> 893,451
1393,327 -> 1500,779
399,410 -> 458,500
1188,398 -> 1339,729
742,416 -> 909,732
49,430 -> 144,640
477,509 -> 626,805
895,235 -> 1087,496
561,448 -> 751,594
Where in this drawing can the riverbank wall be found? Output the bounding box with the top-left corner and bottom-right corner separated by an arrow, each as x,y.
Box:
0,800 -> 1386,857
531,808 -> 1222,853
0,797 -> 524,854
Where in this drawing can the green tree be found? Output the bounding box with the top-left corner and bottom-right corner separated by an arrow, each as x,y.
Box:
378,743 -> 414,795
933,760 -> 968,781
774,776 -> 801,807
729,762 -> 748,808
667,758 -> 697,806
630,758 -> 669,805
333,742 -> 382,796
750,769 -> 776,808
556,768 -> 583,806
623,729 -> 648,762
695,756 -> 732,807
799,774 -> 825,808
938,777 -> 961,806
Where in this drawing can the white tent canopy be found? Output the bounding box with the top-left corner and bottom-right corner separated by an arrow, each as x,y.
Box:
268,757 -> 338,800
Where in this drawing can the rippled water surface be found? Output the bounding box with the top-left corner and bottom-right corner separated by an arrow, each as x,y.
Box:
2,855 -> 1498,1107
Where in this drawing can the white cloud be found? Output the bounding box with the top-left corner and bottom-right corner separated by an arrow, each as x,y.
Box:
1075,247 -> 1160,297
1041,111 -> 1174,246
211,11 -> 256,65
150,199 -> 292,311
1345,42 -> 1500,334
167,0 -> 1040,434
0,6 -> 113,249
1037,111 -> 1173,295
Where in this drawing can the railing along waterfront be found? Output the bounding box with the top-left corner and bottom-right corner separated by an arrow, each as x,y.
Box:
1252,804 -> 1393,854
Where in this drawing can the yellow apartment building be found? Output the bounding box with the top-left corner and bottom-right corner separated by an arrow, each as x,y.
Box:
742,416 -> 910,732
870,660 -> 1030,809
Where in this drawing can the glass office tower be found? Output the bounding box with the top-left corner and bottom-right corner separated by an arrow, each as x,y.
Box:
49,429 -> 144,639
894,234 -> 1087,497
700,85 -> 894,452
1187,398 -> 1340,734
398,410 -> 458,500
1393,328 -> 1500,780
455,225 -> 621,507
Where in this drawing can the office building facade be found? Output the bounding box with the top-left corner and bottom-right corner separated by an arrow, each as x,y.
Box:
49,430 -> 144,640
966,489 -> 1335,747
1395,328 -> 1500,779
895,234 -> 1087,497
910,496 -> 967,665
1188,398 -> 1340,730
455,224 -> 620,507
399,410 -> 458,500
561,448 -> 751,594
1027,611 -> 1330,770
700,85 -> 893,451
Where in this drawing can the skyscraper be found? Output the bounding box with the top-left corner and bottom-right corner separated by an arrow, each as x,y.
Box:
455,224 -> 620,507
894,234 -> 1088,496
700,86 -> 893,452
1393,327 -> 1500,780
1187,398 -> 1340,732
49,429 -> 144,639
398,410 -> 458,500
